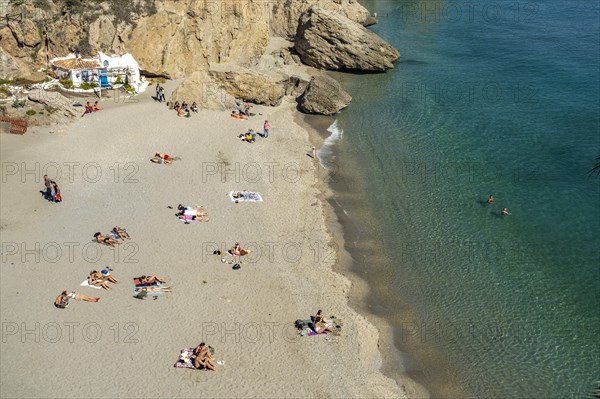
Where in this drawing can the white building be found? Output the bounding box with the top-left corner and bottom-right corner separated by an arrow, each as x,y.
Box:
49,52 -> 148,93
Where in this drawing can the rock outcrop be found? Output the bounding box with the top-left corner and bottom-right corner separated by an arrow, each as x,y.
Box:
299,74 -> 351,115
0,47 -> 22,80
169,70 -> 236,111
270,0 -> 372,39
209,64 -> 298,107
28,90 -> 80,119
295,7 -> 400,71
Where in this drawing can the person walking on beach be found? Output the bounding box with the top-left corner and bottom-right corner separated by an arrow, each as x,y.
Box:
155,83 -> 161,101
52,181 -> 61,203
43,175 -> 52,201
263,120 -> 270,138
311,146 -> 317,160
159,86 -> 165,103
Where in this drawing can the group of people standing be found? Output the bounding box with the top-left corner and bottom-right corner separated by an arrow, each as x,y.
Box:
43,175 -> 61,203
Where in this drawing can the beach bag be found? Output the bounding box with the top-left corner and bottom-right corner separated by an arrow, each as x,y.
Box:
55,193 -> 62,202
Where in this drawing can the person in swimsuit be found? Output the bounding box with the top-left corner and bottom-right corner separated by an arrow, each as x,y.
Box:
139,275 -> 166,284
91,270 -> 118,284
112,226 -> 130,240
94,232 -> 120,247
313,309 -> 336,334
66,291 -> 100,302
488,195 -> 494,204
501,207 -> 509,216
193,343 -> 218,371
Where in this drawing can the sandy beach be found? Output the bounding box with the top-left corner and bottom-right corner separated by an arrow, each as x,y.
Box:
0,84 -> 418,398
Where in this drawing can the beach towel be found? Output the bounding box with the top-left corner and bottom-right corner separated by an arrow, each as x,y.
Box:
174,347 -> 197,369
80,280 -> 102,289
133,289 -> 165,296
229,191 -> 263,202
133,277 -> 160,287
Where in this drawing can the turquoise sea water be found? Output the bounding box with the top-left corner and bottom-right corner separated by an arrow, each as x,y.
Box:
323,0 -> 600,397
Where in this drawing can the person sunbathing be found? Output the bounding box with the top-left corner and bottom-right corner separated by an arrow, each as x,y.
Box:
244,130 -> 256,143
229,243 -> 253,257
230,110 -> 247,120
177,107 -> 190,117
91,270 -> 117,284
139,275 -> 165,284
112,226 -> 130,240
313,309 -> 336,334
193,343 -> 218,371
92,101 -> 101,111
94,232 -> 120,247
136,286 -> 171,293
191,102 -> 198,113
174,101 -> 180,110
178,214 -> 209,222
66,291 -> 100,302
88,273 -> 111,290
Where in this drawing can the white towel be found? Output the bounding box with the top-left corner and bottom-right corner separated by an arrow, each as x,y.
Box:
80,280 -> 101,289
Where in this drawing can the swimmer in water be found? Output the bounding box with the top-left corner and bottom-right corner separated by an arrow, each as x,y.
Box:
488,195 -> 494,204
501,207 -> 509,215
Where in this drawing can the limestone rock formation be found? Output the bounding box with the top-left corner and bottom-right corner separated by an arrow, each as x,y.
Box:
209,64 -> 286,106
295,7 -> 400,71
0,47 -> 22,80
28,90 -> 80,119
169,70 -> 236,111
269,0 -> 373,39
299,74 -> 351,115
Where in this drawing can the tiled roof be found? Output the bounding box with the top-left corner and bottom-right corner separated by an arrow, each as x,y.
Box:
52,58 -> 101,70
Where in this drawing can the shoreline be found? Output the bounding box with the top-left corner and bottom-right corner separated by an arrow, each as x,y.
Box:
295,111 -> 429,399
1,86 -> 409,398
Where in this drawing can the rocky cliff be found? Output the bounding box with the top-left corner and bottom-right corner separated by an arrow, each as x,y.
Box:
1,0 -> 377,78
1,0 -> 398,114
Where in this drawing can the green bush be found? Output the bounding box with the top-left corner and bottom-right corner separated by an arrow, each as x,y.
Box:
123,84 -> 135,93
115,76 -> 123,85
12,100 -> 26,108
60,79 -> 74,89
26,110 -> 37,116
80,82 -> 98,90
0,79 -> 12,85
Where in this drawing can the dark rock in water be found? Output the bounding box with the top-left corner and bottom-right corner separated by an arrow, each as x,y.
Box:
294,7 -> 400,71
299,75 -> 352,116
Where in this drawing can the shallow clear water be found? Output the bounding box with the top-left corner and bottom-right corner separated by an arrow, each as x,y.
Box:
325,0 -> 600,397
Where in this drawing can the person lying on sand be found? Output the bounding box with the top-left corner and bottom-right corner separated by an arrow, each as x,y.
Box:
66,291 -> 100,302
91,270 -> 118,284
92,101 -> 101,111
230,110 -> 248,120
140,275 -> 166,284
177,204 -> 204,213
178,214 -> 209,222
136,286 -> 172,293
88,273 -> 111,290
230,243 -> 253,257
193,343 -> 218,371
112,226 -> 130,240
94,232 -> 120,247
151,153 -> 180,165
